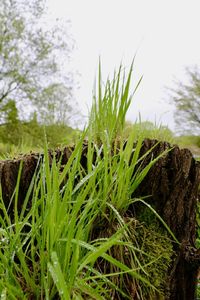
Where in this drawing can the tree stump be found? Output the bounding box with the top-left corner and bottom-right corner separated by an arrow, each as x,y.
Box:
0,139 -> 199,299
132,139 -> 200,300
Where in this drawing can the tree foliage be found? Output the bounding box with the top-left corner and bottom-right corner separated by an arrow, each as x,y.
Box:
0,0 -> 75,125
169,66 -> 200,133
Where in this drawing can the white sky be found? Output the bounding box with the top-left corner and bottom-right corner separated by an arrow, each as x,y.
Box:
47,0 -> 200,131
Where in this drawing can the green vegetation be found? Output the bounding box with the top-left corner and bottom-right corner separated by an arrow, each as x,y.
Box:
0,0 -> 75,127
168,66 -> 200,134
123,121 -> 175,144
0,119 -> 78,159
0,64 -> 177,299
0,1 -> 199,297
175,135 -> 200,158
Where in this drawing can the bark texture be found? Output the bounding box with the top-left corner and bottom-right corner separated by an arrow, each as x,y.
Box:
132,139 -> 200,300
0,139 -> 199,299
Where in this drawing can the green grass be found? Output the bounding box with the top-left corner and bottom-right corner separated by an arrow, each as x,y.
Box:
123,121 -> 175,144
0,63 -> 179,299
0,137 -> 175,299
0,121 -> 79,160
175,135 -> 200,158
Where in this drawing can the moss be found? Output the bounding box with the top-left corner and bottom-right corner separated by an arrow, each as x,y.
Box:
92,215 -> 175,299
135,222 -> 174,299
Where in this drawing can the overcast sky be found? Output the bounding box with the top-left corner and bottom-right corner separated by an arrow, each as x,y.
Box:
47,0 -> 200,131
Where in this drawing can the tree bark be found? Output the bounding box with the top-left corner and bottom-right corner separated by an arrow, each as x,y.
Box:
0,139 -> 199,299
132,139 -> 200,300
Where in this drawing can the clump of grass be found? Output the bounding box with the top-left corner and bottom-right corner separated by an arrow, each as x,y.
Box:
0,62 -> 176,299
123,120 -> 175,144
89,59 -> 142,145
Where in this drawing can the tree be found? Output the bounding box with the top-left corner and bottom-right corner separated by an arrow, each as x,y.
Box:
169,66 -> 200,133
0,0 -> 75,125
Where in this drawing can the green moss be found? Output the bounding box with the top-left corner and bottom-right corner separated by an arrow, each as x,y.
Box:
93,216 -> 174,299
130,219 -> 174,299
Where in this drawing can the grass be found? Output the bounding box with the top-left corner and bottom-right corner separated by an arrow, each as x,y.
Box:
0,121 -> 79,160
0,138 -> 175,299
0,63 -> 180,299
123,121 -> 175,144
175,135 -> 200,158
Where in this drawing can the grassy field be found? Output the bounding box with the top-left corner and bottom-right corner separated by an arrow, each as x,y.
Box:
0,64 -> 199,299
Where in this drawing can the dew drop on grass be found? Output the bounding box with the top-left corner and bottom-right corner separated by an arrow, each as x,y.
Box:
1,288 -> 7,300
1,238 -> 9,244
59,291 -> 64,296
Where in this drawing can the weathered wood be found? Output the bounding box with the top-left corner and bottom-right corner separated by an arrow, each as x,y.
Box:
0,139 -> 199,299
0,153 -> 40,216
132,139 -> 200,300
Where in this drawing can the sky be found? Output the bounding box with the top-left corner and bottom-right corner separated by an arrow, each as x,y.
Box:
47,0 -> 200,132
